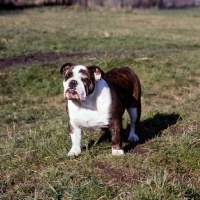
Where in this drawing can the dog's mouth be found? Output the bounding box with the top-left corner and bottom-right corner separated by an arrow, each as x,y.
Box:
65,89 -> 81,100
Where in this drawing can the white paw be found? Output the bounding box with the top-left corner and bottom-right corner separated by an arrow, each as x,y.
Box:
67,148 -> 81,156
112,149 -> 124,156
128,133 -> 139,142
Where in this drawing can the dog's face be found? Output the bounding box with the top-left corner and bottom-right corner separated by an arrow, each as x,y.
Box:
60,63 -> 104,101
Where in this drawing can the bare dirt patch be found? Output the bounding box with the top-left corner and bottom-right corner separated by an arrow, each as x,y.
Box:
95,162 -> 143,185
0,52 -> 102,70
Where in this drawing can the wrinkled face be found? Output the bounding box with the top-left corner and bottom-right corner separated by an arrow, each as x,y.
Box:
60,63 -> 96,101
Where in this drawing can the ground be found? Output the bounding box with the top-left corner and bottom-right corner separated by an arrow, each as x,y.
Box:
0,7 -> 200,199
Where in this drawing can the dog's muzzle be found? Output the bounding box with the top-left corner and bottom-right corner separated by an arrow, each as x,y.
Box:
67,88 -> 77,95
65,88 -> 79,100
64,80 -> 84,101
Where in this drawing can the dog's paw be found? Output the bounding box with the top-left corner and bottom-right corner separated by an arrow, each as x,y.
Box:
67,148 -> 81,156
112,149 -> 124,156
128,133 -> 139,143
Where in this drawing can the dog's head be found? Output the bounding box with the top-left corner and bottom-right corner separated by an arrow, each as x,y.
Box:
60,63 -> 104,101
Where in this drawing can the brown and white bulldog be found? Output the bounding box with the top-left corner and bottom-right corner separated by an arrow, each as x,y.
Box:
60,63 -> 141,156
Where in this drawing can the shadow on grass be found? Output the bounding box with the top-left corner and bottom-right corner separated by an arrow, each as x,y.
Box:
84,112 -> 181,153
123,112 -> 182,152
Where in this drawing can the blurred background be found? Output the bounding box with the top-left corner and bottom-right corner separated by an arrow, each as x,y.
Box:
1,0 -> 200,9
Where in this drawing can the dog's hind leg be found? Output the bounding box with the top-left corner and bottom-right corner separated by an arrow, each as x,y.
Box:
127,107 -> 139,142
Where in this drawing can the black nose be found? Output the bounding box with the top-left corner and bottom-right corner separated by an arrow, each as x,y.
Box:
69,80 -> 78,88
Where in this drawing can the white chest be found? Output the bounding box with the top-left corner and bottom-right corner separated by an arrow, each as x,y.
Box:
68,79 -> 112,130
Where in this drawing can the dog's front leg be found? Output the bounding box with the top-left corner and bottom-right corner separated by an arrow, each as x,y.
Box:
109,120 -> 124,156
68,127 -> 82,156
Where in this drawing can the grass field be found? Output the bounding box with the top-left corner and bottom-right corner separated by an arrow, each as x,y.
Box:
0,6 -> 200,199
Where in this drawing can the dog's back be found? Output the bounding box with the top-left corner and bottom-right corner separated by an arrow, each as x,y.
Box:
103,67 -> 141,109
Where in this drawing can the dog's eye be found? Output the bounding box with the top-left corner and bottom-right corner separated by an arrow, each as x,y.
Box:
82,78 -> 88,83
65,72 -> 72,81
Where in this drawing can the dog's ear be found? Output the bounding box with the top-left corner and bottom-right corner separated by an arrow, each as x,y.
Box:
60,62 -> 75,75
87,66 -> 105,80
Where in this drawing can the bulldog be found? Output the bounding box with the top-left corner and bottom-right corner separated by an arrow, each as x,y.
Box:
60,63 -> 141,156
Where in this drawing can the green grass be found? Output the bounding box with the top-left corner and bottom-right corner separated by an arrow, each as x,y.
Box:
0,7 -> 200,199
